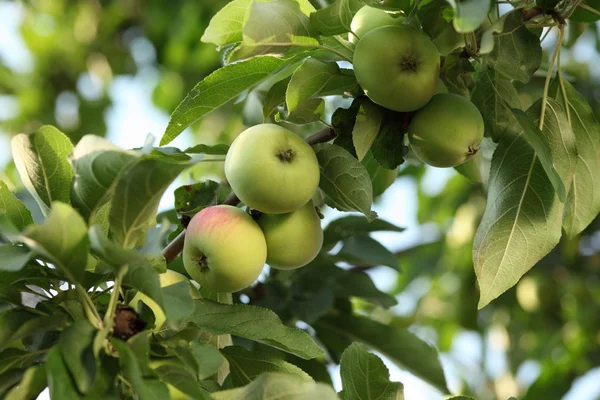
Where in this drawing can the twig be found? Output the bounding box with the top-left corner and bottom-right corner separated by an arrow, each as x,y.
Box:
161,127 -> 337,264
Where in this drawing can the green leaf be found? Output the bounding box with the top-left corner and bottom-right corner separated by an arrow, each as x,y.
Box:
263,77 -> 292,121
183,144 -> 230,155
441,53 -> 475,95
340,342 -> 404,400
317,314 -> 449,393
201,0 -> 251,47
447,397 -> 476,400
109,157 -> 188,248
47,346 -> 81,400
71,135 -> 138,223
362,152 -> 399,197
289,286 -> 334,324
162,281 -> 194,328
222,346 -> 312,387
174,180 -> 230,217
59,320 -> 96,393
287,58 -> 358,113
485,11 -> 542,83
371,112 -> 409,169
283,98 -> 325,124
0,245 -> 31,272
161,56 -> 285,145
11,126 -> 74,216
323,215 -> 404,250
313,143 -> 376,221
153,364 -> 213,399
310,0 -> 356,36
352,101 -> 384,161
0,309 -> 68,352
549,78 -> 600,237
570,0 -> 600,22
111,338 -> 170,400
0,181 -> 33,231
336,234 -> 399,270
418,0 -> 453,40
473,131 -> 568,308
471,69 -> 520,142
332,98 -> 365,157
362,0 -> 412,11
21,202 -> 88,283
5,364 -> 46,400
446,0 -> 491,33
228,0 -> 319,62
0,349 -> 43,376
188,299 -> 324,360
212,372 -> 338,400
189,341 -> 226,380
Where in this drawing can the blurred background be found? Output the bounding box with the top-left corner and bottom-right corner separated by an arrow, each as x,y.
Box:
1,0 -> 599,399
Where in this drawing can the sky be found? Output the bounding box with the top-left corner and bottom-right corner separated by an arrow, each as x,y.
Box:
1,1 -> 600,399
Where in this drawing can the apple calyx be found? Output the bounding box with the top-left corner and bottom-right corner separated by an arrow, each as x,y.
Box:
277,148 -> 296,163
192,253 -> 210,272
466,144 -> 480,156
400,55 -> 418,72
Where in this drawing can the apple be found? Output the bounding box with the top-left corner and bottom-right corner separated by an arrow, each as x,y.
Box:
150,359 -> 191,400
408,93 -> 484,168
183,205 -> 267,293
257,201 -> 323,270
353,26 -> 440,112
129,269 -> 201,330
349,6 -> 405,44
224,124 -> 320,214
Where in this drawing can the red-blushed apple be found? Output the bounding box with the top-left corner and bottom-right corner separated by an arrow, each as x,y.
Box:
257,201 -> 323,270
183,205 -> 267,293
224,124 -> 320,214
349,6 -> 405,44
408,93 -> 484,168
353,25 -> 440,112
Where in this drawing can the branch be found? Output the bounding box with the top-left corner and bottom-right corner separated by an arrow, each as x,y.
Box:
161,126 -> 337,264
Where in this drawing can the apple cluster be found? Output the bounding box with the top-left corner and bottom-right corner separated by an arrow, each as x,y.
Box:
352,6 -> 485,168
182,124 -> 324,293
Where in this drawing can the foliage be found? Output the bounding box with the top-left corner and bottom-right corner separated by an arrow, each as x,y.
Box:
1,0 -> 599,399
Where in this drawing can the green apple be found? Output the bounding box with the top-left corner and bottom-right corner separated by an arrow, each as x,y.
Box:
349,6 -> 405,44
150,359 -> 191,400
257,201 -> 323,270
183,205 -> 267,293
224,124 -> 320,214
129,269 -> 201,330
353,26 -> 440,112
408,93 -> 484,168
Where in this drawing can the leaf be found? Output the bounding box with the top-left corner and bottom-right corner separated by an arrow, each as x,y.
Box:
161,56 -> 285,145
485,11 -> 542,83
183,144 -> 230,155
362,152 -> 399,197
59,320 -> 96,393
21,202 -> 88,283
263,77 -> 292,121
336,234 -> 400,270
109,156 -> 188,248
371,112 -> 409,169
549,78 -> 600,237
323,215 -> 404,250
111,338 -> 170,400
174,180 -> 229,216
441,53 -> 475,95
473,134 -> 565,308
188,299 -> 324,360
229,0 -> 319,62
340,343 -> 404,400
70,135 -> 138,223
0,245 -> 31,272
570,0 -> 600,22
46,346 -> 81,400
153,364 -> 213,400
222,346 -> 312,387
0,181 -> 33,231
313,143 -> 376,221
212,372 -> 338,400
189,341 -> 226,379
316,314 -> 449,393
309,0 -> 355,36
0,309 -> 68,352
447,397 -> 476,400
5,364 -> 46,400
471,69 -> 520,142
352,101 -> 384,161
446,0 -> 491,33
201,0 -> 251,47
332,98 -> 365,157
289,286 -> 334,324
287,58 -> 358,113
11,126 -> 74,216
162,281 -> 194,328
284,98 -> 325,124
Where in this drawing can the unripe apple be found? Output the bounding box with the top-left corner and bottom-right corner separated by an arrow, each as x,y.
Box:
408,93 -> 484,168
353,26 -> 440,112
224,124 -> 320,214
257,201 -> 323,270
183,205 -> 267,293
349,6 -> 405,44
